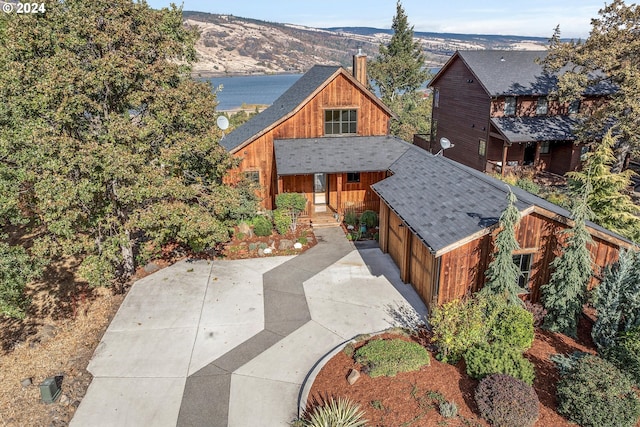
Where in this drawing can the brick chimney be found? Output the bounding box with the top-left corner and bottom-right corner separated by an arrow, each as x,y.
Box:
352,47 -> 367,86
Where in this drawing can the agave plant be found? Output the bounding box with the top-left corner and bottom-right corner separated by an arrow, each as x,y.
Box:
301,397 -> 368,427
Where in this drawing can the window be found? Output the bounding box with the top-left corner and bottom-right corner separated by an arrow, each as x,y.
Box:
346,172 -> 360,183
512,253 -> 532,291
504,97 -> 516,115
434,88 -> 440,108
580,145 -> 590,161
244,170 -> 260,184
569,99 -> 581,115
540,141 -> 550,154
478,139 -> 486,157
324,109 -> 357,135
536,97 -> 548,115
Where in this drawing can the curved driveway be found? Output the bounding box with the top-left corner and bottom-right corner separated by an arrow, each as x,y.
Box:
71,227 -> 428,427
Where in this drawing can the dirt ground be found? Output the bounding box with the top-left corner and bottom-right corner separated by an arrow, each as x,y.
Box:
307,316 -> 599,427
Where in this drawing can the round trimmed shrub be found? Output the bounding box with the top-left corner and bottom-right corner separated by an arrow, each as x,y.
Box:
464,342 -> 535,385
556,354 -> 640,427
252,216 -> 272,237
273,208 -> 291,235
489,304 -> 534,351
354,338 -> 430,377
359,210 -> 378,228
475,373 -> 539,427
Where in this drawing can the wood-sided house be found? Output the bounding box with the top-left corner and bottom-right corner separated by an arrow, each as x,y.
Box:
372,146 -> 632,310
427,50 -> 614,176
221,55 -> 405,216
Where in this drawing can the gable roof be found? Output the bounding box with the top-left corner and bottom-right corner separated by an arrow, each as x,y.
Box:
491,115 -> 579,143
429,50 -> 616,97
371,146 -> 631,257
274,135 -> 412,175
220,65 -> 393,153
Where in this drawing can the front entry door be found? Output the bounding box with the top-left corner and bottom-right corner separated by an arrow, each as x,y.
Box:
314,173 -> 327,212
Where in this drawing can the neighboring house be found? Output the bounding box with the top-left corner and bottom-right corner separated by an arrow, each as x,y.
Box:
427,50 -> 613,176
222,54 -> 396,215
372,146 -> 632,310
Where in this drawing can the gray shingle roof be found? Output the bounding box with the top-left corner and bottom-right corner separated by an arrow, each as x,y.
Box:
491,115 -> 579,143
220,65 -> 341,152
371,146 -> 630,256
274,136 -> 412,175
439,50 -> 615,97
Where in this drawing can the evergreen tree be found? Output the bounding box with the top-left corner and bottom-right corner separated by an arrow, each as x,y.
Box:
541,192 -> 594,338
592,249 -> 637,350
368,1 -> 431,140
0,1 -> 257,286
567,130 -> 640,242
481,190 -> 523,305
544,0 -> 640,172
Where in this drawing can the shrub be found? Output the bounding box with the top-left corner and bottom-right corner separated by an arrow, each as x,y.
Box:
515,178 -> 540,195
359,210 -> 378,228
438,400 -> 458,418
273,209 -> 291,235
296,396 -> 368,427
603,326 -> 640,386
344,209 -> 357,227
429,297 -> 488,364
489,304 -> 534,351
297,236 -> 308,245
475,373 -> 539,427
556,355 -> 640,427
464,342 -> 535,385
275,193 -> 307,233
252,215 -> 272,237
354,338 -> 430,377
0,242 -> 41,319
523,301 -> 547,328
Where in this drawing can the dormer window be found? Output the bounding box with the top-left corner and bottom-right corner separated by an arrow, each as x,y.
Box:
536,97 -> 548,115
504,97 -> 516,116
324,109 -> 357,135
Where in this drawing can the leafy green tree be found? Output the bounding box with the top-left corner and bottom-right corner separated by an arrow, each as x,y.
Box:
480,191 -> 523,305
592,249 -> 640,350
544,1 -> 640,172
0,1 -> 256,286
567,130 -> 640,242
368,1 -> 431,141
541,193 -> 594,337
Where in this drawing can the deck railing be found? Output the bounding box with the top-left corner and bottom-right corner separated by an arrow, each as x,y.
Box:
341,200 -> 380,216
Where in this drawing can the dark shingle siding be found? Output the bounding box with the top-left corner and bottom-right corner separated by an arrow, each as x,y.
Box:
274,136 -> 412,175
220,65 -> 340,152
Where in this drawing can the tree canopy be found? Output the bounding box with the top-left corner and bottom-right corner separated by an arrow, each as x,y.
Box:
368,1 -> 431,142
544,0 -> 640,171
0,0 -> 257,288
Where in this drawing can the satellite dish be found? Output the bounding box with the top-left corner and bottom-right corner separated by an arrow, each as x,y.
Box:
440,137 -> 453,150
216,115 -> 229,131
436,137 -> 454,156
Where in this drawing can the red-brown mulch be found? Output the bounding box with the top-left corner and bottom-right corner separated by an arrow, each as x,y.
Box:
307,316 -> 598,427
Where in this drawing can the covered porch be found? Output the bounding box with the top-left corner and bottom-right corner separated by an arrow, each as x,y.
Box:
486,115 -> 584,176
273,135 -> 411,219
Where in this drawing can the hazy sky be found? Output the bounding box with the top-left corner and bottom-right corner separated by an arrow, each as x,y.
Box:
146,0 -> 608,38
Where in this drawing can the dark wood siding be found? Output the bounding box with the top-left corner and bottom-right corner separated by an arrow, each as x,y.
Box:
431,56 -> 492,171
328,172 -> 384,212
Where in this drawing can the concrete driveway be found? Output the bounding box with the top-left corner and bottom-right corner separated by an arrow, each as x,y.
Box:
70,227 -> 428,427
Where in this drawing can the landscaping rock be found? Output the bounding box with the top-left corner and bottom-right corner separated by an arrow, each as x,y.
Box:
143,262 -> 161,274
263,248 -> 273,255
20,378 -> 32,387
237,221 -> 253,237
293,242 -> 303,249
258,248 -> 265,257
279,239 -> 294,250
59,394 -> 70,406
347,368 -> 361,385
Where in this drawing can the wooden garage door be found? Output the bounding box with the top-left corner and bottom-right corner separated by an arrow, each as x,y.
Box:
388,210 -> 404,268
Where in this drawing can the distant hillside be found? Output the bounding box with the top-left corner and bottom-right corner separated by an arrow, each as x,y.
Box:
183,11 -> 548,77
